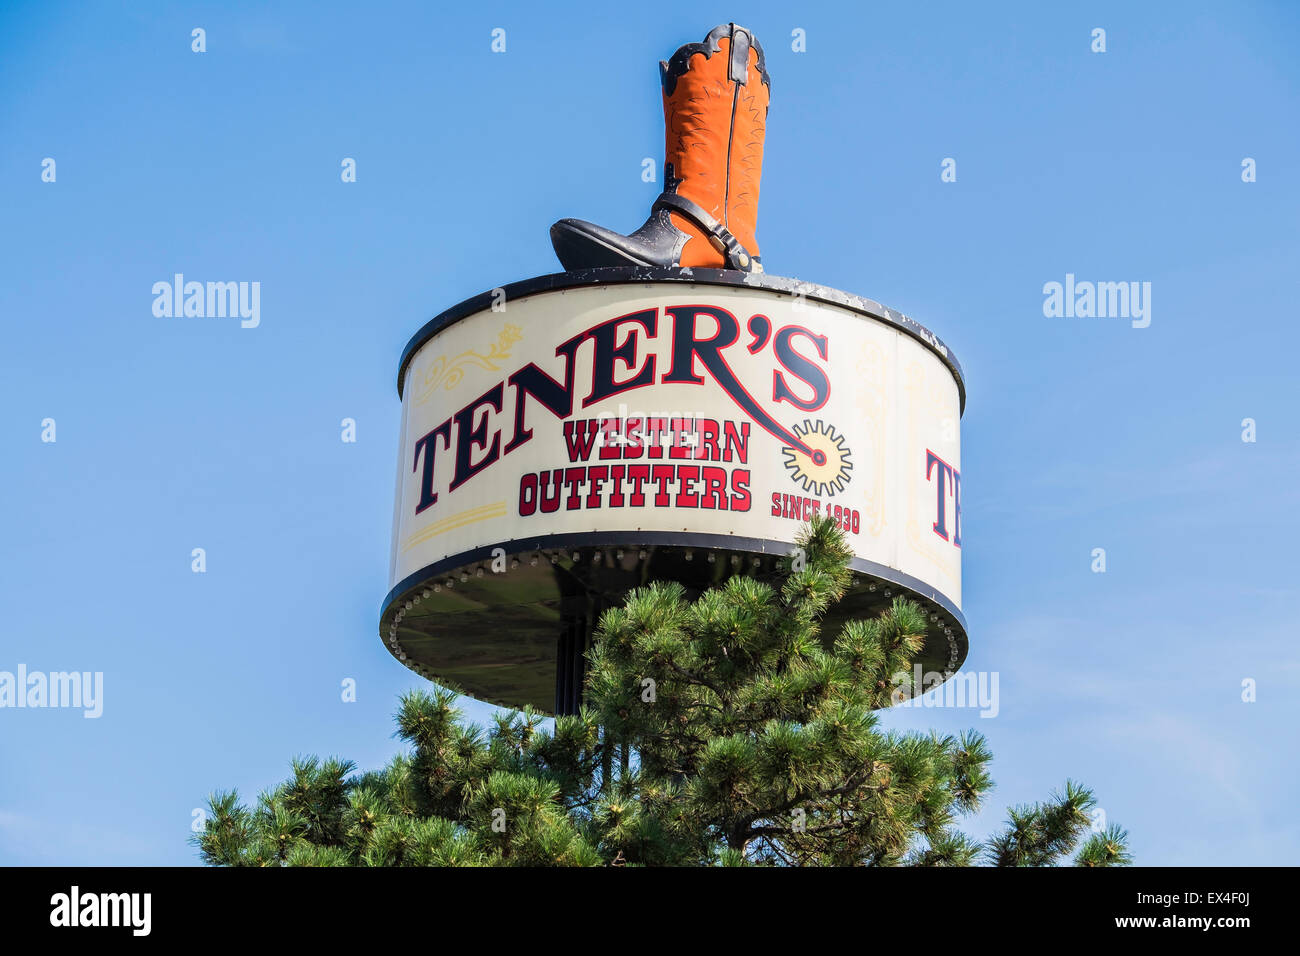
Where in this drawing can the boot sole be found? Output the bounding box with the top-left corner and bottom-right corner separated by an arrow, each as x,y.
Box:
550,220 -> 660,271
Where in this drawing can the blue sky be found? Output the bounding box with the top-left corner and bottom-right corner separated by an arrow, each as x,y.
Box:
1,0 -> 1296,865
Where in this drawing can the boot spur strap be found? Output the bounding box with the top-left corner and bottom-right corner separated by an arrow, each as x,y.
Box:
653,192 -> 760,272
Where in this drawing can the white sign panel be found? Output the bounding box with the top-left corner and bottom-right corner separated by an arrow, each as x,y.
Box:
391,281 -> 962,613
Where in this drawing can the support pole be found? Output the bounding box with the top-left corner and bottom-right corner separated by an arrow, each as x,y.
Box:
555,585 -> 605,715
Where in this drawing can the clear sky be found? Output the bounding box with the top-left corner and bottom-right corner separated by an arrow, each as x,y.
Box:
1,0 -> 1296,865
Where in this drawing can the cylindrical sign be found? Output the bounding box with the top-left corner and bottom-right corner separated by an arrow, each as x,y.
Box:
383,269 -> 966,709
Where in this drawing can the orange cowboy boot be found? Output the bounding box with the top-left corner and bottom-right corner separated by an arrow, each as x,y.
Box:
550,22 -> 769,273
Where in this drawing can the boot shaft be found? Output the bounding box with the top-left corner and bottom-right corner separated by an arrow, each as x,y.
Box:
659,23 -> 769,266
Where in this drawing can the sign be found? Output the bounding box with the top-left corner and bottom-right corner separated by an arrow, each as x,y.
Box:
388,274 -> 963,621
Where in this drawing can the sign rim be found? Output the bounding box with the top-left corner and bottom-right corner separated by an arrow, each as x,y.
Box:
395,268 -> 966,412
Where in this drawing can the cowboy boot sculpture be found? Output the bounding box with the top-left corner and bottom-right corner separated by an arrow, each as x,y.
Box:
550,23 -> 769,273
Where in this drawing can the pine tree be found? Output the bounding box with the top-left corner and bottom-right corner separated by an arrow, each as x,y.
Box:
195,516 -> 1131,867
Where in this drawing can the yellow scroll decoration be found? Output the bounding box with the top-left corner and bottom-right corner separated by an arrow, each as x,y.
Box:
412,323 -> 522,405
